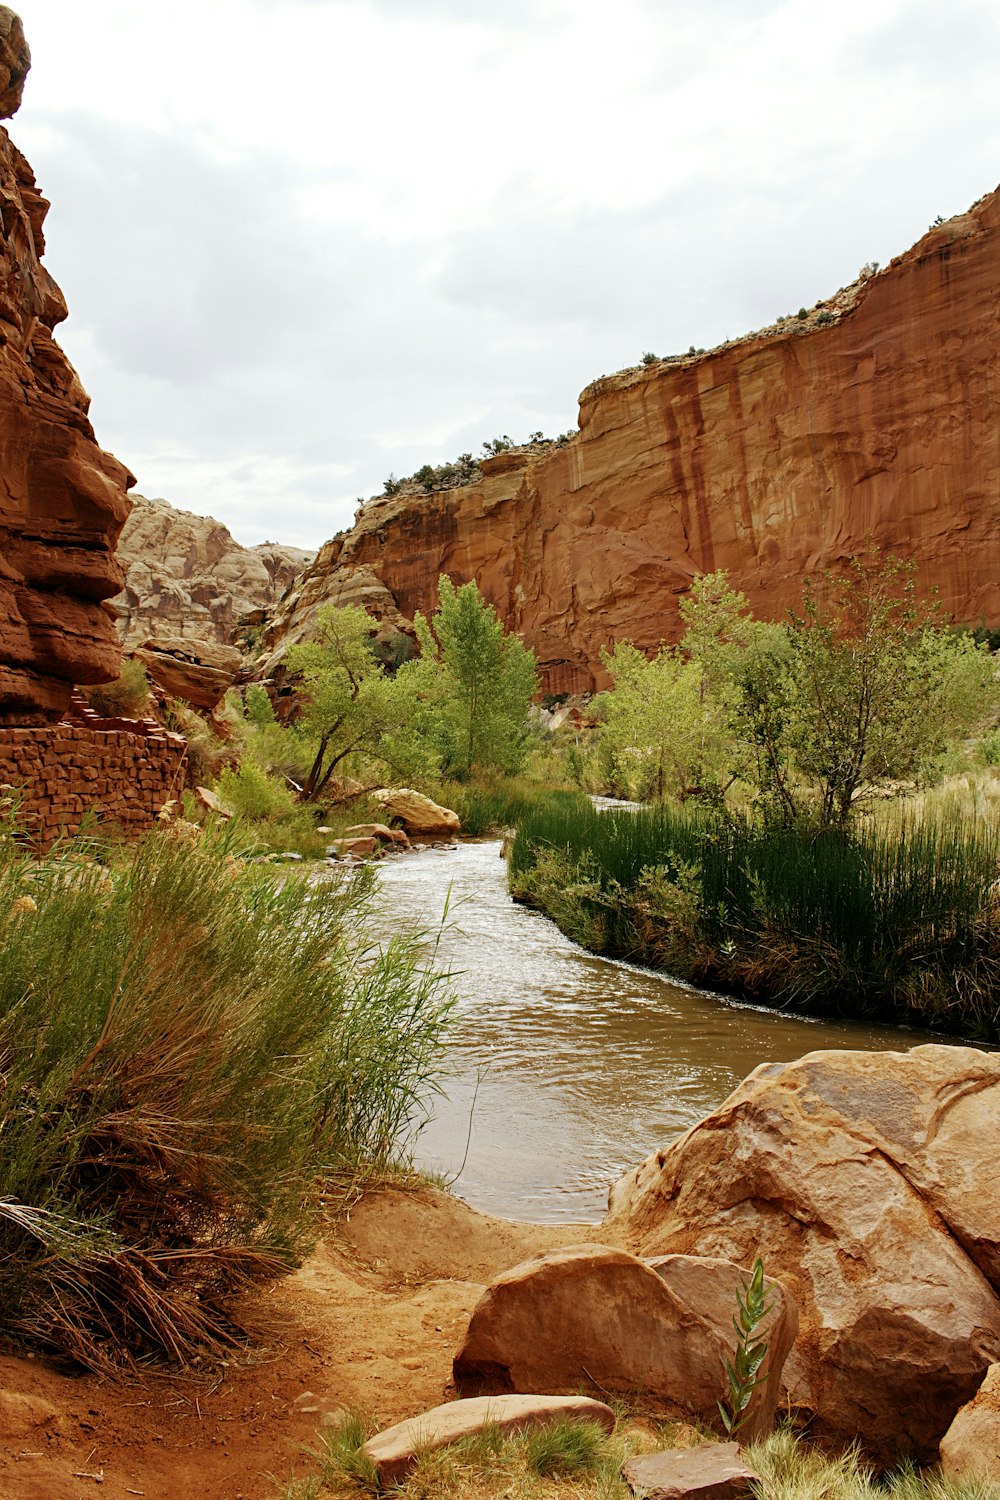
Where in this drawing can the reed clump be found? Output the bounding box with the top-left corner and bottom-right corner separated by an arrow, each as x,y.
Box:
509,799 -> 1000,1037
0,819 -> 452,1372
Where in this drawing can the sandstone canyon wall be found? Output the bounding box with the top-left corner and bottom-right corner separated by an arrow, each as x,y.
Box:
0,9 -> 134,723
263,188 -> 1000,694
114,495 -> 313,650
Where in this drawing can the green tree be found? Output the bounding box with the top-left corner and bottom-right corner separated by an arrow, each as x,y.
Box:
285,604 -> 434,798
692,552 -> 997,825
403,576 -> 538,777
596,640 -> 728,800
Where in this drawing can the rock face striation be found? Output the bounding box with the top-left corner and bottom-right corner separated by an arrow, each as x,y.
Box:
0,8 -> 134,724
114,495 -> 313,651
604,1045 -> 1000,1465
262,188 -> 1000,694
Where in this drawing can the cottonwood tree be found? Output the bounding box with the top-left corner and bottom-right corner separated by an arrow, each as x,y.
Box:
285,605 -> 434,798
402,576 -> 538,778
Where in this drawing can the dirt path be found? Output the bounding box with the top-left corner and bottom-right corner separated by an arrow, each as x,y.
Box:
0,1187 -> 617,1500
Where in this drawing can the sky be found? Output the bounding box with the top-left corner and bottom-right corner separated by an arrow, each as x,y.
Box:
11,0 -> 1000,550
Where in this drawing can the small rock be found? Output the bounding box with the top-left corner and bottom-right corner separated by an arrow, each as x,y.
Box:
194,785 -> 232,819
326,836 -> 378,858
622,1443 -> 759,1500
344,822 -> 396,842
363,1393 -> 615,1486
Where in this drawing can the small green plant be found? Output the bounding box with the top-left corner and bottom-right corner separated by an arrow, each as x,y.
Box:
641,351 -> 659,365
718,1257 -> 771,1436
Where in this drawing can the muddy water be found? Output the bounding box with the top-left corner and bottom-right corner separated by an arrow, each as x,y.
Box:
373,840 -> 940,1224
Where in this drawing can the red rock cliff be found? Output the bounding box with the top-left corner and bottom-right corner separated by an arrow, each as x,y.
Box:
0,8 -> 134,724
263,186 -> 1000,694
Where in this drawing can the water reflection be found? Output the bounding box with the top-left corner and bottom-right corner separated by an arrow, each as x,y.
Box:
372,841 -> 943,1223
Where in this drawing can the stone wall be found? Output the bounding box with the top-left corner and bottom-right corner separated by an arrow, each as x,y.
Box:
0,720 -> 187,848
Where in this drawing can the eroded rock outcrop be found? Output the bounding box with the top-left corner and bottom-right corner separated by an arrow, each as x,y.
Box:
604,1045 -> 1000,1465
114,495 -> 312,651
262,188 -> 1000,694
0,8 -> 134,723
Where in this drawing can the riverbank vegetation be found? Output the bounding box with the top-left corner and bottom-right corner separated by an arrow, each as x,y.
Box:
506,552 -> 1000,1038
0,816 -> 452,1371
279,1416 -> 999,1500
508,798 -> 1000,1036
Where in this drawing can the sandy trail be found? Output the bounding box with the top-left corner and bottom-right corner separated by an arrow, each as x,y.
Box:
0,1187 -> 614,1500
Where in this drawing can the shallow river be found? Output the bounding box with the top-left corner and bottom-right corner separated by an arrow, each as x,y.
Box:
373,840 -> 942,1224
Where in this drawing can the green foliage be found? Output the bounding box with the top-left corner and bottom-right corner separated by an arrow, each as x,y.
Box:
600,552 -> 997,828
218,760 -> 298,820
82,658 -> 151,719
508,796 -> 1000,1035
718,1258 -> 771,1436
0,822 -> 452,1370
244,682 -> 277,727
403,576 -> 538,779
597,640 -> 728,801
641,351 -> 659,365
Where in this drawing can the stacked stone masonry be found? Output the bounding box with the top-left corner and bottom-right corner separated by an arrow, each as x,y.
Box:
0,723 -> 187,848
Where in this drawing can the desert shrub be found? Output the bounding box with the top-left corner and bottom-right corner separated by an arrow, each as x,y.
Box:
0,822 -> 452,1371
82,658 -> 151,719
218,760 -> 298,820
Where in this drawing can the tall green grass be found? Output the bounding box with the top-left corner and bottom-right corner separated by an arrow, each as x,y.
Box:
442,777 -> 590,837
0,820 -> 452,1371
510,799 -> 1000,1036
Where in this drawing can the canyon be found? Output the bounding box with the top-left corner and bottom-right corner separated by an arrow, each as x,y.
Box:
0,10 -> 133,724
262,186 -> 1000,694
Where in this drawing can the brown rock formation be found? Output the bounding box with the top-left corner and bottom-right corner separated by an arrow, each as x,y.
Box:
0,8 -> 134,724
262,187 -> 1000,694
603,1045 -> 1000,1465
114,495 -> 313,651
939,1365 -> 1000,1483
133,634 -> 243,714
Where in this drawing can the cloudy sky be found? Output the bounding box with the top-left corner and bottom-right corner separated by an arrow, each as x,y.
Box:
12,0 -> 1000,549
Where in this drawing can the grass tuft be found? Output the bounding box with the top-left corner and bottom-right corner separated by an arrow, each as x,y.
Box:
0,819 -> 452,1371
522,1417 -> 606,1476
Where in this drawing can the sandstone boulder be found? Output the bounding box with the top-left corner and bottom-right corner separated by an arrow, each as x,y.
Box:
344,821 -> 409,846
0,9 -> 134,724
363,1394 -> 616,1487
939,1364 -> 1000,1483
134,636 -> 242,712
372,788 -> 460,837
453,1245 -> 796,1441
622,1443 -> 758,1500
605,1045 -> 1000,1464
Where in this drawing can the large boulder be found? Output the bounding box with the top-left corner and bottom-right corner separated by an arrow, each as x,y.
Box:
453,1245 -> 797,1441
133,635 -> 242,712
372,787 -> 460,837
604,1045 -> 1000,1465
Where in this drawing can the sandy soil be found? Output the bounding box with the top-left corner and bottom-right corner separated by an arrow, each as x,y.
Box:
0,1187 -> 619,1500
